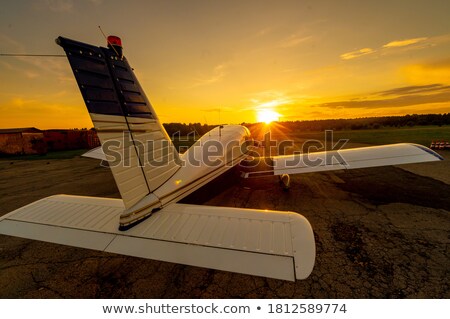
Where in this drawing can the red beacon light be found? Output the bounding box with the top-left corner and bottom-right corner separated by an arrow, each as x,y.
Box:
107,35 -> 123,58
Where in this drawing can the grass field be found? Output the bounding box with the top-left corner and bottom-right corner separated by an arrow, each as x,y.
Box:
273,125 -> 450,146
0,149 -> 87,161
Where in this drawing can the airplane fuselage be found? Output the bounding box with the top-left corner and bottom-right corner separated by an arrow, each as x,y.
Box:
120,124 -> 251,228
156,124 -> 251,205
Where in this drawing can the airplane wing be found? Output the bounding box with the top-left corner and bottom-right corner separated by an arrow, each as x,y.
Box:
0,195 -> 315,281
242,143 -> 443,178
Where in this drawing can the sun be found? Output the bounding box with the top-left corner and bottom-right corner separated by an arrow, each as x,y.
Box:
257,109 -> 280,124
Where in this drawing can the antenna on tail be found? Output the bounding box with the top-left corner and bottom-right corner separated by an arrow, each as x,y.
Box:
98,25 -> 123,59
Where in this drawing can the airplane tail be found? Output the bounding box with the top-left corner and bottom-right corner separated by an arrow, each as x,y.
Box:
56,36 -> 181,209
0,36 -> 317,282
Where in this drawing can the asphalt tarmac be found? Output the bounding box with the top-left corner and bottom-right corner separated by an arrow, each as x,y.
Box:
0,151 -> 448,298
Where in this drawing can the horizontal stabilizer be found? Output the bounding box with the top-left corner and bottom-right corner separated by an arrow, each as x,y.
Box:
82,146 -> 107,161
0,195 -> 315,281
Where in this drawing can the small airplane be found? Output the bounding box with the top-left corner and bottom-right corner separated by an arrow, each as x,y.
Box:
0,36 -> 443,281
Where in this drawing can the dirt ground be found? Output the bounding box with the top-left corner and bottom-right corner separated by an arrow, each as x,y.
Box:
0,150 -> 449,298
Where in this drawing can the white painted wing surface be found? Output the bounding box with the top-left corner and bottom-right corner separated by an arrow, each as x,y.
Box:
0,195 -> 315,281
243,143 -> 443,177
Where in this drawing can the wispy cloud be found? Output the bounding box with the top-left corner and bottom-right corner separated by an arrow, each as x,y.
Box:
315,84 -> 450,109
375,84 -> 448,96
256,27 -> 272,37
0,33 -> 70,81
340,48 -> 375,60
340,34 -> 450,61
0,34 -> 23,51
383,37 -> 427,48
16,55 -> 70,81
279,34 -> 312,48
10,97 -> 38,107
190,63 -> 228,88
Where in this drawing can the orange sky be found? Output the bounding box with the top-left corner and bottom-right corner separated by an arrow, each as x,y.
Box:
1,0 -> 449,129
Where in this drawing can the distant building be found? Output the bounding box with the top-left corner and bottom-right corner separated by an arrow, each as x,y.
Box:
0,127 -> 47,155
44,129 -> 100,151
0,128 -> 101,156
85,129 -> 101,149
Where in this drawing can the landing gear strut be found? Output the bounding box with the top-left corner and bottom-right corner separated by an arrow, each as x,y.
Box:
279,174 -> 290,191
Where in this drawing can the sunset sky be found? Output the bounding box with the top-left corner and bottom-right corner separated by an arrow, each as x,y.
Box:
1,0 -> 449,129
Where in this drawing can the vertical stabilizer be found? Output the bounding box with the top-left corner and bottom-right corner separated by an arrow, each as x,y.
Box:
57,36 -> 181,209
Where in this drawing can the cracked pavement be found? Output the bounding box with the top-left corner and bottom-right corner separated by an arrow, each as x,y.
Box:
0,150 -> 448,298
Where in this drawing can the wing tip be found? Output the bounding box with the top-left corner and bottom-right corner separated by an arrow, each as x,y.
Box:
288,212 -> 316,280
411,143 -> 444,161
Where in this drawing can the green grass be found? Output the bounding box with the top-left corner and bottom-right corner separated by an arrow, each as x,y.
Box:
0,149 -> 88,161
275,125 -> 450,146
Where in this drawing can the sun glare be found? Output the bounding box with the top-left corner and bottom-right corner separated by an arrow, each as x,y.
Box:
257,109 -> 280,124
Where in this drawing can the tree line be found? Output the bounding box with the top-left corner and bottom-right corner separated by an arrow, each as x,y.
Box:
162,113 -> 449,136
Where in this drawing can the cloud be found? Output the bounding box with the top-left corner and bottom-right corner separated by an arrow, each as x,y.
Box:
0,33 -> 70,81
11,97 -> 37,107
24,71 -> 40,79
279,34 -> 312,48
315,84 -> 450,109
376,84 -> 449,96
383,37 -> 427,48
0,34 -> 23,51
340,48 -> 375,60
14,55 -> 71,81
340,34 -> 450,61
190,63 -> 228,88
256,27 -> 272,37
